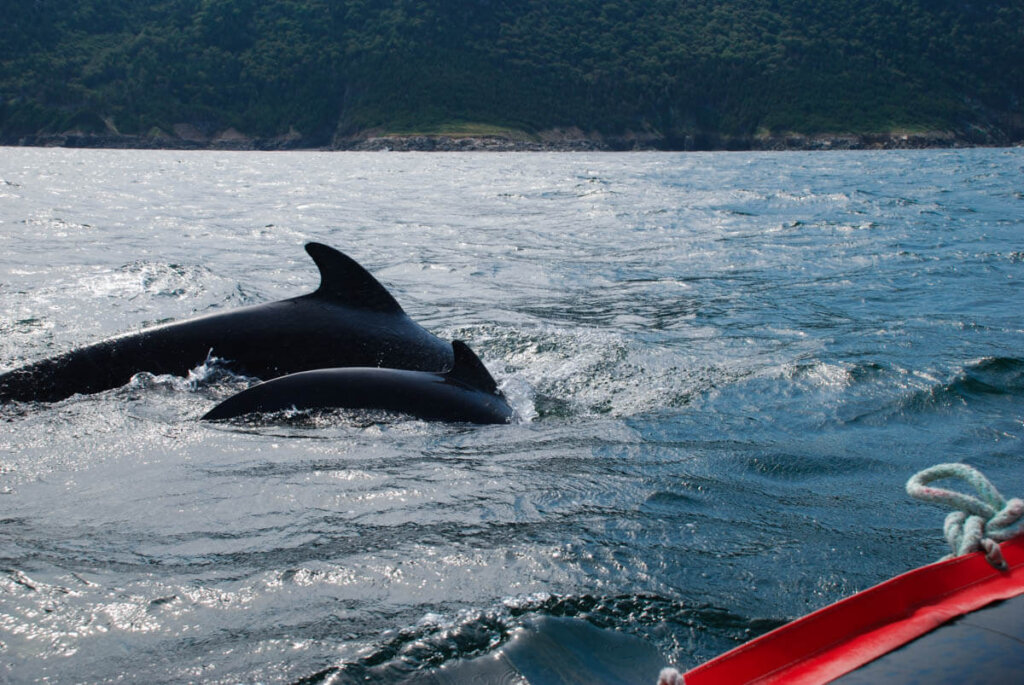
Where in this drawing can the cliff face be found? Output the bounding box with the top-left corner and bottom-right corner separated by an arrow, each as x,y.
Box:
2,1 -> 1022,149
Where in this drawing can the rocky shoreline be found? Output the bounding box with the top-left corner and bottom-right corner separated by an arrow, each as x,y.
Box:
333,130 -> 1002,151
5,127 -> 1020,152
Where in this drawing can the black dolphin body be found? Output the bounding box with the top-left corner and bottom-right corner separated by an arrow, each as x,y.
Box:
202,340 -> 513,424
0,243 -> 453,403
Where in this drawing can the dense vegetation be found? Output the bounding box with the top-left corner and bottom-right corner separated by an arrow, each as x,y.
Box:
1,0 -> 1022,147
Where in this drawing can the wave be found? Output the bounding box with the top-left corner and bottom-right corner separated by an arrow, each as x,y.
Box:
896,356 -> 1024,413
460,323 -> 735,422
297,593 -> 782,684
842,357 -> 1024,426
952,356 -> 1024,393
125,354 -> 254,397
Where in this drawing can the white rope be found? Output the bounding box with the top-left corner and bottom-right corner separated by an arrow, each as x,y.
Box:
906,463 -> 1024,570
658,667 -> 684,685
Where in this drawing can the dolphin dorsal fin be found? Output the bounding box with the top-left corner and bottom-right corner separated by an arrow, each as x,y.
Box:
447,341 -> 500,395
305,243 -> 404,313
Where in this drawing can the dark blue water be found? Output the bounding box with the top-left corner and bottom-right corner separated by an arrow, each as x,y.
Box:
1,148 -> 1022,683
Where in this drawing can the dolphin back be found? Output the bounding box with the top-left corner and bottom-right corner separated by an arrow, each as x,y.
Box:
202,342 -> 513,424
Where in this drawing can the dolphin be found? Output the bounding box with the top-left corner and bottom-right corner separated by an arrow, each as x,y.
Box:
0,243 -> 453,403
201,340 -> 513,424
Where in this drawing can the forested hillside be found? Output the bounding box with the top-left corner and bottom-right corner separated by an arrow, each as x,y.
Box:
1,0 -> 1022,149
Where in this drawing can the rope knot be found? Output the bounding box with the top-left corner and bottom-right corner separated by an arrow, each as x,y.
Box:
906,463 -> 1024,570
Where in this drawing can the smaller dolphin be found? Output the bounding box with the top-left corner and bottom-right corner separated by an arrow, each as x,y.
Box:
201,341 -> 513,425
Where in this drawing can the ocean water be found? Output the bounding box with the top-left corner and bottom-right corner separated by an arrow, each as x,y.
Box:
0,147 -> 1022,683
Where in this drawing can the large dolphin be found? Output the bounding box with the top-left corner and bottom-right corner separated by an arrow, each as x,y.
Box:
202,340 -> 513,424
0,243 -> 453,403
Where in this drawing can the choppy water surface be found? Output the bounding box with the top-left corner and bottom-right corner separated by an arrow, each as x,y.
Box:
1,148 -> 1022,683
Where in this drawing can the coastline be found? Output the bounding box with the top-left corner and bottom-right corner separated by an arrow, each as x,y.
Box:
4,128 -> 1020,152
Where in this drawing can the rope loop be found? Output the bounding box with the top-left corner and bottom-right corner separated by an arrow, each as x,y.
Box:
906,463 -> 1024,570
